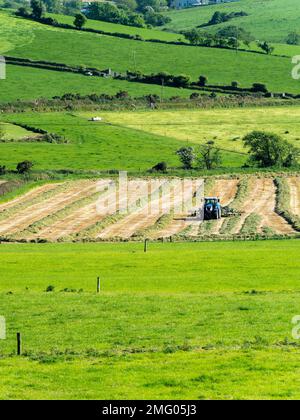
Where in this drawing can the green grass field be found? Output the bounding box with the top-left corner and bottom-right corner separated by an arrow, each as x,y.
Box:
3,105 -> 300,171
85,105 -> 300,152
0,240 -> 300,399
0,11 -> 298,96
10,26 -> 297,93
0,64 -> 197,103
163,0 -> 300,43
0,111 -> 247,171
48,12 -> 185,42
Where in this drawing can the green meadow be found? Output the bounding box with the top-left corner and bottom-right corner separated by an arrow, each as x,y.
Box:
163,0 -> 300,43
10,26 -> 297,93
99,106 -> 300,153
0,111 -> 247,171
48,12 -> 185,42
3,105 -> 300,172
0,11 -> 297,95
0,240 -> 300,399
0,64 -> 197,103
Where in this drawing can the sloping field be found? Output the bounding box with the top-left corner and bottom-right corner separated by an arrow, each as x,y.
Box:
0,176 -> 298,242
163,0 -> 300,43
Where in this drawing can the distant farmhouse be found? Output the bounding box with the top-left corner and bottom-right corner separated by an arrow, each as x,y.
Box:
171,0 -> 238,10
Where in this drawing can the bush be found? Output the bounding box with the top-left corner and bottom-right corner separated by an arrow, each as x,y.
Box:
16,160 -> 34,174
151,161 -> 167,172
252,83 -> 268,93
198,75 -> 208,87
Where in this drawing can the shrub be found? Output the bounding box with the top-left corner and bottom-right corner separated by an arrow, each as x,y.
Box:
198,75 -> 208,87
16,160 -> 34,174
176,147 -> 195,169
151,161 -> 167,172
252,83 -> 268,93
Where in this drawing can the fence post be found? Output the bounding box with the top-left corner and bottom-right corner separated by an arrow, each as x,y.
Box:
17,332 -> 22,356
144,239 -> 148,253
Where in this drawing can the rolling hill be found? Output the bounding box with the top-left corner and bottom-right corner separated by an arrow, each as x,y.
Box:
0,9 -> 299,105
163,0 -> 300,44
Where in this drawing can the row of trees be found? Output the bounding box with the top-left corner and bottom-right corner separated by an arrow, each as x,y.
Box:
176,142 -> 222,170
183,26 -> 275,55
176,132 -> 299,171
86,2 -> 171,28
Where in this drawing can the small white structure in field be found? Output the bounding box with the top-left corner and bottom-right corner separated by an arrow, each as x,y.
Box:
89,117 -> 102,122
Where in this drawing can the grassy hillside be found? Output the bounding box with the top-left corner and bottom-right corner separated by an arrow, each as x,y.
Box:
9,26 -> 298,93
1,240 -> 300,399
0,11 -> 298,95
0,112 -> 245,170
3,106 -> 300,171
48,13 -> 185,42
163,0 -> 300,43
0,64 -> 198,103
94,106 -> 300,153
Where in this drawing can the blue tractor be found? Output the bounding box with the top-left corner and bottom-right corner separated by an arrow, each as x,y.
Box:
204,197 -> 222,220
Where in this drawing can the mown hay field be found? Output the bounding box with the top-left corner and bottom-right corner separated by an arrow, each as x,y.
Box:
0,175 -> 298,242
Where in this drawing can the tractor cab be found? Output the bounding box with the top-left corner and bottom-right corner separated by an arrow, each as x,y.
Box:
204,197 -> 221,220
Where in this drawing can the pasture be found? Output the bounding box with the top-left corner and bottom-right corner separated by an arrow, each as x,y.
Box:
0,240 -> 300,399
2,106 -> 300,172
0,111 -> 247,171
163,0 -> 300,43
0,11 -> 296,94
100,106 -> 300,153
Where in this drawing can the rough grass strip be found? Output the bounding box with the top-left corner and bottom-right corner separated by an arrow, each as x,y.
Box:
275,177 -> 300,231
133,212 -> 174,239
240,213 -> 262,235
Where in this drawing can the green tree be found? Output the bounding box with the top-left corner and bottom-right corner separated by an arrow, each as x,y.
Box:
16,160 -> 34,174
42,0 -> 62,13
172,74 -> 190,88
197,141 -> 222,170
136,0 -> 160,12
115,0 -> 137,11
198,75 -> 207,87
176,147 -> 195,169
217,26 -> 254,47
258,41 -> 274,55
243,131 -> 299,168
286,32 -> 300,45
31,0 -> 44,19
74,13 -> 87,29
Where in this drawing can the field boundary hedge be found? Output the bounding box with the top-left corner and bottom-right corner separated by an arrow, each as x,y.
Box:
16,13 -> 290,59
6,56 -> 300,99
